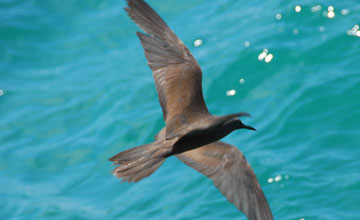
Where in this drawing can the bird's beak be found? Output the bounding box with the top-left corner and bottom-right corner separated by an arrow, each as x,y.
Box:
243,124 -> 256,131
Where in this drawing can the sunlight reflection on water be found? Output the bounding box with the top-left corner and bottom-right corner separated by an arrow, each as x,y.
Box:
226,89 -> 236,96
275,13 -> 282,20
258,49 -> 273,63
347,24 -> 360,37
311,5 -> 322,13
193,39 -> 203,47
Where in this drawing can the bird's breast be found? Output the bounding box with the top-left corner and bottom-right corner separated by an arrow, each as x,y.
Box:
170,124 -> 230,155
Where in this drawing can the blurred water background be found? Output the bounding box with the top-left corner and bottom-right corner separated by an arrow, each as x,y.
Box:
1,0 -> 360,219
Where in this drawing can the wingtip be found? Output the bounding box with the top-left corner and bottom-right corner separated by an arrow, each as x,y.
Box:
108,154 -> 118,162
126,0 -> 146,9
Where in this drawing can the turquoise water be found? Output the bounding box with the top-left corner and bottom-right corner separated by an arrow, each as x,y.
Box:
1,0 -> 360,219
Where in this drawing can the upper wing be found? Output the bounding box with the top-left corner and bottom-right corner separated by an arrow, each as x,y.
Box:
125,0 -> 209,138
176,141 -> 273,220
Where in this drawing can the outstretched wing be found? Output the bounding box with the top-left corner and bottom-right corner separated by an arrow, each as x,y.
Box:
176,141 -> 273,220
125,0 -> 209,138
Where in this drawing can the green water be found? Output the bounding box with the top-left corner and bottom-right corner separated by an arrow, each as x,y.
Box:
1,0 -> 360,219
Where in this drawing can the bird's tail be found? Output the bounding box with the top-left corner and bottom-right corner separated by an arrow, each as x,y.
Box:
108,140 -> 173,183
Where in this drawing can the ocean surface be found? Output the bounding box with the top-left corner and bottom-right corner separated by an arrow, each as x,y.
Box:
1,0 -> 360,219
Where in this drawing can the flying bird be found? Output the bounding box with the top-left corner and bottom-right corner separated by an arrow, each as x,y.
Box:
109,0 -> 273,219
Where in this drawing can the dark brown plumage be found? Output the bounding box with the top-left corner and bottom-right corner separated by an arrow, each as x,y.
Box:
109,0 -> 273,219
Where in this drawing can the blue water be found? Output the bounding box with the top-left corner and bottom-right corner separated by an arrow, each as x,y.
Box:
1,0 -> 360,219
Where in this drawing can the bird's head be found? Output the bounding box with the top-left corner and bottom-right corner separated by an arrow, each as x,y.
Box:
222,112 -> 256,132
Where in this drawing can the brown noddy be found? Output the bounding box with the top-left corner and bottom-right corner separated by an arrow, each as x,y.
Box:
109,0 -> 273,219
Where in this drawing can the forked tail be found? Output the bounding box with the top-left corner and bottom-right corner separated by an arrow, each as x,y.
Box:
109,140 -> 172,182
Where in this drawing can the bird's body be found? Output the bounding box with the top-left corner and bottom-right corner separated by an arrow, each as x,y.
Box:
109,0 -> 273,219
